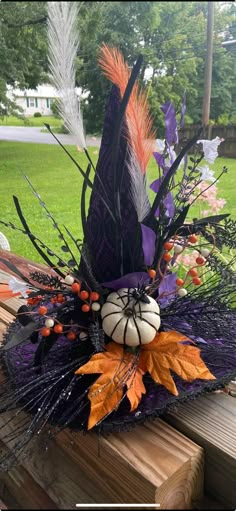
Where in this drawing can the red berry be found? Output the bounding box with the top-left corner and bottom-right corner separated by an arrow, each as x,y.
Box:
41,327 -> 51,337
90,291 -> 100,301
189,268 -> 198,277
176,278 -> 184,286
82,304 -> 90,313
80,290 -> 89,301
163,242 -> 173,251
148,269 -> 156,279
38,306 -> 48,315
188,234 -> 198,244
163,252 -> 172,262
67,331 -> 76,341
71,282 -> 81,293
196,256 -> 205,265
54,324 -> 63,334
192,277 -> 202,285
57,295 -> 65,303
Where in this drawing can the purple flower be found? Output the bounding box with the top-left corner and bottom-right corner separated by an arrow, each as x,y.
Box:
141,224 -> 156,266
161,102 -> 178,146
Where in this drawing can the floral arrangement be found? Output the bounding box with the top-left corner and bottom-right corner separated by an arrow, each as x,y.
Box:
0,41 -> 236,468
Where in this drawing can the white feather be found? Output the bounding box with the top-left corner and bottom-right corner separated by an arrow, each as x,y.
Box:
47,1 -> 86,148
128,151 -> 151,223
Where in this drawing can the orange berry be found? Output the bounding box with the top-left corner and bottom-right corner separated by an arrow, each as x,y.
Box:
57,296 -> 65,303
188,234 -> 198,244
196,256 -> 205,265
192,277 -> 202,285
67,331 -> 77,341
163,242 -> 173,251
176,278 -> 184,286
90,291 -> 100,301
71,282 -> 81,293
54,324 -> 63,334
38,306 -> 48,315
82,304 -> 90,313
148,269 -> 156,279
163,252 -> 172,262
80,290 -> 89,301
40,327 -> 51,337
189,268 -> 198,277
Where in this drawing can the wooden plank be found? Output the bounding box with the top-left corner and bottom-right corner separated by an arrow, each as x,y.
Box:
0,249 -> 52,277
164,393 -> 236,508
0,406 -> 204,509
0,306 -> 15,326
0,441 -> 57,510
20,421 -> 204,509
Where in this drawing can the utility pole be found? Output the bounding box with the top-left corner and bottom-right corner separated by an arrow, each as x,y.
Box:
202,1 -> 214,128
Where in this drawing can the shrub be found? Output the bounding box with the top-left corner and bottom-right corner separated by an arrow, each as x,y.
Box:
34,112 -> 42,118
51,100 -> 60,118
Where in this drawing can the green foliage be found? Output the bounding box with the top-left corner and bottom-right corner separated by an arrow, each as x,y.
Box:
33,112 -> 42,118
0,1 -> 47,113
77,1 -> 236,133
1,2 -> 236,131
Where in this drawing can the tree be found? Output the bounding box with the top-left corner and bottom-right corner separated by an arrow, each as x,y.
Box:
0,1 -> 47,115
76,1 -> 236,133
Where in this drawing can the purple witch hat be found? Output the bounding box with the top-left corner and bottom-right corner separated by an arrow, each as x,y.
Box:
0,45 -> 236,468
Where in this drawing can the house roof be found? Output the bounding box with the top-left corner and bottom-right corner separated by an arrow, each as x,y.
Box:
7,84 -> 85,100
7,84 -> 58,99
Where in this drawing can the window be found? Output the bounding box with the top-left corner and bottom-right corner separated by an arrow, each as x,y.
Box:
46,98 -> 52,108
26,98 -> 38,108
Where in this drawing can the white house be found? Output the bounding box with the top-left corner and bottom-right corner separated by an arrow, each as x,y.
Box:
7,84 -> 89,117
7,84 -> 58,116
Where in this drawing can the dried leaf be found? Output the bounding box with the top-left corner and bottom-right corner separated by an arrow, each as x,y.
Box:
75,342 -> 145,429
140,331 -> 215,396
126,368 -> 146,411
87,373 -> 123,430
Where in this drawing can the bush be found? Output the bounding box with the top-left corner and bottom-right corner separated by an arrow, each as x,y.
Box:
34,112 -> 42,118
51,100 -> 60,119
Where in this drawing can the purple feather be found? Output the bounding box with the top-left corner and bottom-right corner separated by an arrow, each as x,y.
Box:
150,178 -> 175,219
153,152 -> 167,172
141,224 -> 156,266
161,102 -> 178,145
102,271 -> 150,290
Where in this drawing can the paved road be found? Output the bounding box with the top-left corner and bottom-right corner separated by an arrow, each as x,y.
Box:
0,126 -> 101,147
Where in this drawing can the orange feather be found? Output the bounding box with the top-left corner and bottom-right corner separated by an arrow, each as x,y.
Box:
0,284 -> 20,301
98,44 -> 156,173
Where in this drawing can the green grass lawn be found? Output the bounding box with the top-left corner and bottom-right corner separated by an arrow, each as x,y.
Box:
0,115 -> 62,128
0,140 -> 235,264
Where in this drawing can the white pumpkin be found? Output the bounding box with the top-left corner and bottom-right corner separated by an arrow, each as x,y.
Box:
101,288 -> 161,347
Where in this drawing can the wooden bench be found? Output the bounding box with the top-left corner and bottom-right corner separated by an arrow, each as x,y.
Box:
0,250 -> 235,509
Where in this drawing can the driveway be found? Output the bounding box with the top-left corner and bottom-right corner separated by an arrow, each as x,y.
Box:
0,126 -> 101,147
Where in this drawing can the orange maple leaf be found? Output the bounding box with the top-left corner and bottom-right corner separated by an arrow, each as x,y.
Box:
75,342 -> 146,429
139,330 -> 215,396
